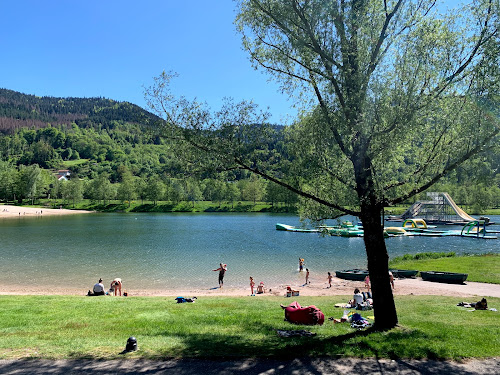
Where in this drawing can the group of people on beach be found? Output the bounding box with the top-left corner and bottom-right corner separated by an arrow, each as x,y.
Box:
89,277 -> 122,296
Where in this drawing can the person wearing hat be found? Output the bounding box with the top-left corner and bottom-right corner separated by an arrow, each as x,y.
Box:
92,278 -> 105,296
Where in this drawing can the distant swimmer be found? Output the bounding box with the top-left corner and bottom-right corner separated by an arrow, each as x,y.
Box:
299,258 -> 305,272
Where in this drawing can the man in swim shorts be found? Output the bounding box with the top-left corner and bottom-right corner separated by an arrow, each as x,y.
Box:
213,263 -> 227,288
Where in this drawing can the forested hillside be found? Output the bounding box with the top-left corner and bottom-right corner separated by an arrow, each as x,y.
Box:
0,89 -> 297,210
0,88 -> 497,213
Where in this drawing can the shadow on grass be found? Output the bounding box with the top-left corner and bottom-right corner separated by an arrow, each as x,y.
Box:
136,323 -> 440,361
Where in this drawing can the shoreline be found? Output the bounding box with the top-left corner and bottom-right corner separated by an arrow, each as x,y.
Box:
0,204 -> 92,218
1,277 -> 499,299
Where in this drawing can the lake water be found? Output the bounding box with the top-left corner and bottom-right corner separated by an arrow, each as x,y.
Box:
0,213 -> 498,291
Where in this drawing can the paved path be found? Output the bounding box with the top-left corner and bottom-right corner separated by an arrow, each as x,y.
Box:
393,279 -> 500,298
0,358 -> 499,374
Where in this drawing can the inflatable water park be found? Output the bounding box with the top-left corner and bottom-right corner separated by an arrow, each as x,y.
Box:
276,193 -> 498,239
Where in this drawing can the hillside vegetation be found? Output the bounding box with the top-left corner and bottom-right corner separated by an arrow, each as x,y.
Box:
0,88 -> 498,213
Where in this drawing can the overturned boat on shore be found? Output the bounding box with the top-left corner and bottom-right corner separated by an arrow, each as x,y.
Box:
335,269 -> 369,281
420,271 -> 468,284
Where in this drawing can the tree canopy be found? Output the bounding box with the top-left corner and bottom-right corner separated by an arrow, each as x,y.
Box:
147,0 -> 499,330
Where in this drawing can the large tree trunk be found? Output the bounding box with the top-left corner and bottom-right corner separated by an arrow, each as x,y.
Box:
360,203 -> 398,330
354,152 -> 398,330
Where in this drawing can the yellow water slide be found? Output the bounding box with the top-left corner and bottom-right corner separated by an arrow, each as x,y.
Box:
440,193 -> 475,222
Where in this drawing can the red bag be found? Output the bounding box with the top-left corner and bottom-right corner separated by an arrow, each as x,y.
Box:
284,301 -> 325,325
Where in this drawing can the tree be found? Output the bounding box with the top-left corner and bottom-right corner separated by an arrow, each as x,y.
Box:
116,173 -> 137,206
145,176 -> 165,205
0,161 -> 16,202
16,164 -> 43,204
146,0 -> 499,330
241,175 -> 266,204
186,178 -> 203,207
88,174 -> 115,204
61,178 -> 83,208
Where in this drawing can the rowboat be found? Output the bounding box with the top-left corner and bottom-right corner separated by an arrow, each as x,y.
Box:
335,269 -> 369,281
420,271 -> 468,284
389,269 -> 418,278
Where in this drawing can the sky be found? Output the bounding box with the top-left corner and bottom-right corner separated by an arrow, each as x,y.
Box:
0,1 -> 462,125
0,0 -> 296,124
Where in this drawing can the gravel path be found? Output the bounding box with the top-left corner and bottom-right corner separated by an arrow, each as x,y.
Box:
0,358 -> 499,374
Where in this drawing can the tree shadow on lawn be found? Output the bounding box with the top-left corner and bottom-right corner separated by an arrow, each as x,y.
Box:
146,323 -> 443,360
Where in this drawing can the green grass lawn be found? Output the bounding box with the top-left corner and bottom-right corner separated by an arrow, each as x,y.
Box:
0,295 -> 498,360
390,254 -> 500,284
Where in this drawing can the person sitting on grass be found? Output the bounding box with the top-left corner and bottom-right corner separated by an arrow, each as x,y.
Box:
349,288 -> 364,308
92,278 -> 105,296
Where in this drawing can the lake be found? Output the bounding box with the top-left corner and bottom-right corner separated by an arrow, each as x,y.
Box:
0,213 -> 498,291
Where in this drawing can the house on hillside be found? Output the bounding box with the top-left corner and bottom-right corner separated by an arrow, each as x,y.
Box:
56,169 -> 71,181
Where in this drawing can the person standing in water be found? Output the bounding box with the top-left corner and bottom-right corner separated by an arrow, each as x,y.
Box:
213,263 -> 227,288
250,276 -> 255,296
298,258 -> 304,272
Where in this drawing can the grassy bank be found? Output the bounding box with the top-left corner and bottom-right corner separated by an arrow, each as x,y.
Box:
12,200 -> 500,215
0,295 -> 498,360
390,253 -> 500,284
29,199 -> 296,213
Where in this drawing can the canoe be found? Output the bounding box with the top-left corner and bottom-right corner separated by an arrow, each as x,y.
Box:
420,271 -> 468,284
389,269 -> 418,278
335,269 -> 369,281
275,223 -> 320,233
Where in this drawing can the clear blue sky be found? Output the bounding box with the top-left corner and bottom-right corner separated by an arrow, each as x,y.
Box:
0,0 -> 296,124
0,1 -> 461,125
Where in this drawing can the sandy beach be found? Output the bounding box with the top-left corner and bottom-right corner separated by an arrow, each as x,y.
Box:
0,204 -> 92,218
1,274 -> 498,299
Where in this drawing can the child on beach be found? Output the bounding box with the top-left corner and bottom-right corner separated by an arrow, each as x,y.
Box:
364,275 -> 370,291
327,272 -> 333,288
250,277 -> 255,296
305,268 -> 310,285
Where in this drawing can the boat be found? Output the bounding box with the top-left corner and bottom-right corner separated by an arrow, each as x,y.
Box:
335,269 -> 369,281
389,269 -> 418,278
275,223 -> 320,233
420,271 -> 468,284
